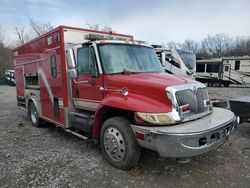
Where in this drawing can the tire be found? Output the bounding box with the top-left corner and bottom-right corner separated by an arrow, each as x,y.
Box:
223,82 -> 230,87
29,102 -> 41,127
207,82 -> 212,87
100,116 -> 141,170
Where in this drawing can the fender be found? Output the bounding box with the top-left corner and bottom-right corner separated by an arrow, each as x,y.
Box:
27,96 -> 39,114
92,92 -> 172,139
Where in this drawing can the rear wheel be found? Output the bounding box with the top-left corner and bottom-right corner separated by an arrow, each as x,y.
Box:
100,116 -> 141,170
29,102 -> 41,127
223,82 -> 230,87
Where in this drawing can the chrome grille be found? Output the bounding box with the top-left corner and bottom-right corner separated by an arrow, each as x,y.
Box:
175,88 -> 209,116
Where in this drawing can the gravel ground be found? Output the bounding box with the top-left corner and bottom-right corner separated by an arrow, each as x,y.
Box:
0,85 -> 250,188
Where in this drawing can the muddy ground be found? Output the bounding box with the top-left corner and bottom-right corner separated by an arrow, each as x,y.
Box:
0,85 -> 250,188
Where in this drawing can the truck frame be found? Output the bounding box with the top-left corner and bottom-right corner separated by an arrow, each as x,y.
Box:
14,26 -> 238,169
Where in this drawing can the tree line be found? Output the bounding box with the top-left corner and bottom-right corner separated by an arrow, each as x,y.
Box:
164,33 -> 250,59
0,18 -> 250,75
0,27 -> 12,76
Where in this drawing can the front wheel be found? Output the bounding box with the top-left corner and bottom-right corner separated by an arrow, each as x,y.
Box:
100,117 -> 141,170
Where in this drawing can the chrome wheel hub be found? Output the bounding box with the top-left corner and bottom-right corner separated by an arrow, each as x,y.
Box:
104,127 -> 125,161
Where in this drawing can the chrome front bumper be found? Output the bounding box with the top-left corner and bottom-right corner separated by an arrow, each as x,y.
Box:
131,108 -> 238,158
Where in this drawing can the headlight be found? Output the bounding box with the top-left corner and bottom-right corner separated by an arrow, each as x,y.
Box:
135,112 -> 176,125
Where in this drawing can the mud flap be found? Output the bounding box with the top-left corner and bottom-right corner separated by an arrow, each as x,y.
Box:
226,135 -> 232,146
53,97 -> 60,118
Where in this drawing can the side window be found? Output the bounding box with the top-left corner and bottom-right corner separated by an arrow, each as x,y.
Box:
235,60 -> 240,70
207,64 -> 219,73
77,47 -> 98,76
77,47 -> 90,73
51,55 -> 57,78
224,66 -> 229,72
196,64 -> 205,72
89,47 -> 98,77
156,52 -> 162,62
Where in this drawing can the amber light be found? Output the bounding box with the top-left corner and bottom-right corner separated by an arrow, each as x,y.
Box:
203,99 -> 211,107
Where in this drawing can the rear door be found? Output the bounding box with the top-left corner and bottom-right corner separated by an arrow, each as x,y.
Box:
15,67 -> 24,97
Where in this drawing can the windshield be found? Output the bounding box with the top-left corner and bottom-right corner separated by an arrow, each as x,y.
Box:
176,49 -> 196,70
98,43 -> 163,74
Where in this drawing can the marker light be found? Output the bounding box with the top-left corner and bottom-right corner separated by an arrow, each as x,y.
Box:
180,104 -> 190,113
203,99 -> 211,107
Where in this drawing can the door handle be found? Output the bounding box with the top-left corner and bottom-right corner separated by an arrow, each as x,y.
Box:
73,80 -> 88,84
73,79 -> 95,85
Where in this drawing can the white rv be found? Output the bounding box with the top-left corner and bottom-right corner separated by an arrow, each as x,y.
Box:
153,46 -> 196,79
196,56 -> 250,87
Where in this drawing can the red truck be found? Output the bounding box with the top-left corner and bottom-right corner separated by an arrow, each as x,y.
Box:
13,26 -> 239,169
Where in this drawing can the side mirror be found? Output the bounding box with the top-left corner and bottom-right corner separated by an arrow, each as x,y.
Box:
69,68 -> 79,79
67,48 -> 78,79
67,48 -> 76,68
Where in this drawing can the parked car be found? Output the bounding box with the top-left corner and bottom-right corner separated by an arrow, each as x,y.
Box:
4,69 -> 16,86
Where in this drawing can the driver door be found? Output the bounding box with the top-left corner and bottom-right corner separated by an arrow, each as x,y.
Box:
72,45 -> 103,111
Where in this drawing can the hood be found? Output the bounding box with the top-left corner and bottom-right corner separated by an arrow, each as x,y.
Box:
104,72 -> 197,101
105,72 -> 196,91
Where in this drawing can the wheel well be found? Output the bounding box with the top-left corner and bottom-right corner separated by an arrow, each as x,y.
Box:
92,106 -> 134,140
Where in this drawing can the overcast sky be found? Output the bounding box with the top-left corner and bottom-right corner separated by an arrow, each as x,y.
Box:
1,0 -> 250,44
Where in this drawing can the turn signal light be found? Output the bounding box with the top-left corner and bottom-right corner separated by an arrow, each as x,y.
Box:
135,131 -> 145,140
203,99 -> 211,107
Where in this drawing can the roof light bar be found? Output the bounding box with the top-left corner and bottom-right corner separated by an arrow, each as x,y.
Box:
84,34 -> 114,41
84,33 -> 145,44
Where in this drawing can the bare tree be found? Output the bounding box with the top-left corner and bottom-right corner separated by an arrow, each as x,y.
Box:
165,41 -> 181,49
0,26 -> 13,75
86,22 -> 100,31
14,17 -> 54,47
102,25 -> 114,33
0,27 -> 5,45
231,36 -> 250,56
86,22 -> 115,33
28,16 -> 54,36
180,40 -> 200,54
15,26 -> 26,45
201,33 -> 232,57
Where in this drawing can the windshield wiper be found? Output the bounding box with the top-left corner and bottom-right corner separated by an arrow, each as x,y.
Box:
109,68 -> 140,75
